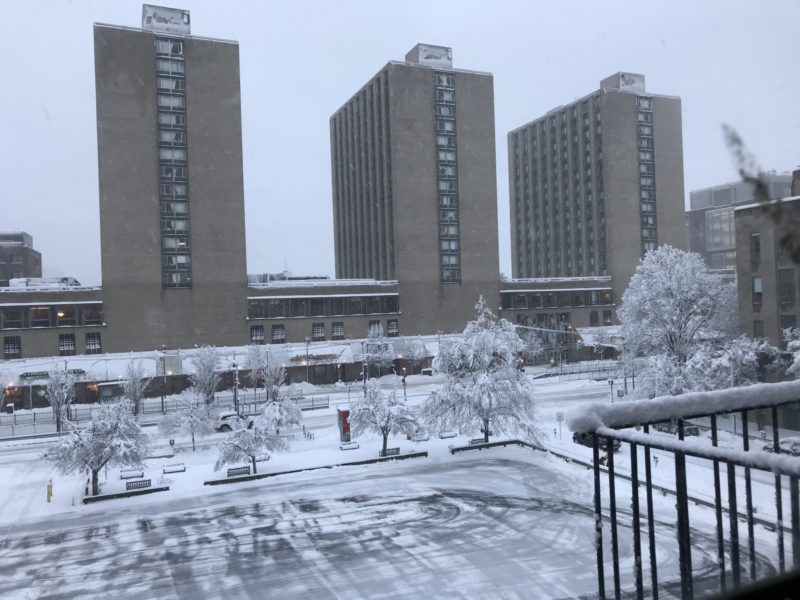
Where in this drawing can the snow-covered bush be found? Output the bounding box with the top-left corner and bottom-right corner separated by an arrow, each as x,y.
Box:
122,360 -> 151,418
253,392 -> 302,438
215,426 -> 265,474
350,379 -> 417,454
365,323 -> 394,377
784,328 -> 800,378
421,296 -> 539,443
46,369 -> 76,434
45,399 -> 147,496
247,344 -> 286,402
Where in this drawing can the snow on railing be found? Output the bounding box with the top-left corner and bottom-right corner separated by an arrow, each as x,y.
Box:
566,380 -> 800,433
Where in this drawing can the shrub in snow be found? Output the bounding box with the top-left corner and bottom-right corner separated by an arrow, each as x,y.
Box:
684,336 -> 776,392
350,379 -> 417,455
253,391 -> 302,437
122,360 -> 152,418
784,328 -> 800,378
189,346 -> 221,409
46,369 -> 77,434
421,296 -> 539,443
162,389 -> 213,451
45,399 -> 148,496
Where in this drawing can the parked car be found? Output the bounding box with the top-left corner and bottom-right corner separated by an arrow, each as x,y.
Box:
653,420 -> 700,437
762,437 -> 800,456
213,412 -> 253,432
572,432 -> 621,452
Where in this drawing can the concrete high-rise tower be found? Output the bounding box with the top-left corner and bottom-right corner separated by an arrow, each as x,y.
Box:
94,5 -> 247,351
330,44 -> 500,333
508,73 -> 685,306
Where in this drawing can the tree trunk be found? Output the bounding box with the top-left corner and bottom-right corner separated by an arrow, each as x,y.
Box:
251,455 -> 257,474
191,431 -> 196,452
91,468 -> 100,496
382,430 -> 389,455
56,411 -> 61,434
483,417 -> 490,443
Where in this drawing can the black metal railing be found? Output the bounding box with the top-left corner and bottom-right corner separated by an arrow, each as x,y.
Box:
568,382 -> 800,599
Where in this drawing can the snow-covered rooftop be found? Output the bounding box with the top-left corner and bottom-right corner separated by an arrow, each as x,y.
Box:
734,195 -> 800,212
248,279 -> 398,290
501,276 -> 612,284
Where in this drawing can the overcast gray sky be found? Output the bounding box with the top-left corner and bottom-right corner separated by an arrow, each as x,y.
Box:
2,0 -> 798,286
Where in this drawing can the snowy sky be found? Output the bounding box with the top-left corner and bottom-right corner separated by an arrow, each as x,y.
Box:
2,0 -> 799,286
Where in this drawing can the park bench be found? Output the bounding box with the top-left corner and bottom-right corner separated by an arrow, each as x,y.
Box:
126,479 -> 151,491
379,447 -> 400,457
162,463 -> 186,474
411,433 -> 430,442
339,441 -> 359,450
255,454 -> 271,463
227,466 -> 251,477
438,431 -> 457,439
469,438 -> 487,445
120,469 -> 144,480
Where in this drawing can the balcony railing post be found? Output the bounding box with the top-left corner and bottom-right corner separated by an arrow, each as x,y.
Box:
710,414 -> 726,592
607,439 -> 621,600
674,447 -> 693,599
630,441 -> 644,600
771,406 -> 785,574
728,462 -> 741,587
741,410 -> 757,582
592,433 -> 606,600
791,476 -> 800,570
642,424 -> 658,598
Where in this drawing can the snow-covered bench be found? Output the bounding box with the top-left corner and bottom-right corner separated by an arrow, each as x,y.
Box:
255,454 -> 271,463
469,438 -> 487,446
120,469 -> 144,480
379,447 -> 400,457
339,441 -> 359,450
162,463 -> 186,474
126,479 -> 151,491
438,431 -> 457,439
227,466 -> 251,477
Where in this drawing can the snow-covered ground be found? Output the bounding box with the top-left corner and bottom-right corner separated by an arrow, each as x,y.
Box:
0,374 -> 793,599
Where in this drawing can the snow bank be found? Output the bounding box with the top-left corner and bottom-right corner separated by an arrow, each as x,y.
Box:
567,380 -> 800,433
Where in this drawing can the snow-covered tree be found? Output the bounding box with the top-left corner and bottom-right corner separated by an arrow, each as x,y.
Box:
687,336 -> 775,391
162,390 -> 213,451
215,426 -> 264,474
517,327 -> 546,366
122,360 -> 152,418
45,400 -> 147,496
421,297 -> 539,443
189,346 -> 221,409
46,368 -> 76,434
253,391 -> 302,437
364,323 -> 394,377
619,246 -> 733,367
783,328 -> 800,378
350,379 -> 418,455
247,344 -> 286,402
405,338 -> 428,375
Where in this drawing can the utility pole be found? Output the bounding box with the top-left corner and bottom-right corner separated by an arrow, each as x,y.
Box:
233,362 -> 239,415
305,337 -> 311,384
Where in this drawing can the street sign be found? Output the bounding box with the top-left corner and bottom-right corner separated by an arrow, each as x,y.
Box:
556,412 -> 564,423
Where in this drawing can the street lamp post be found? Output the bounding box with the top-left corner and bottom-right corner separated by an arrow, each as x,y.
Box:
305,337 -> 311,384
233,362 -> 240,415
608,378 -> 615,403
160,345 -> 166,414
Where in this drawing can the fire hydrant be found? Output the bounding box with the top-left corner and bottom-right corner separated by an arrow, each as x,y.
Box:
46,479 -> 53,503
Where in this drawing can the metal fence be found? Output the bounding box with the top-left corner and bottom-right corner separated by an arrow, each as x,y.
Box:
576,396 -> 800,599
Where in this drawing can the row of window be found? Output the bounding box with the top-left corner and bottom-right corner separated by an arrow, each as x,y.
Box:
156,36 -> 192,290
752,269 -> 800,307
3,333 -> 101,360
250,319 -> 400,345
0,304 -> 103,330
248,295 -> 400,320
500,290 -> 613,310
434,70 -> 461,284
754,316 -> 798,340
637,96 -> 657,254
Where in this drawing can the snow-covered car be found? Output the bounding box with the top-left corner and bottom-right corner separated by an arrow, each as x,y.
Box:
762,437 -> 800,456
213,412 -> 254,432
572,432 -> 621,452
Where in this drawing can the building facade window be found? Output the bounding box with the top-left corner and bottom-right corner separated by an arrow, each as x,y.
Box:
777,268 -> 796,307
58,334 -> 76,356
589,311 -> 599,327
753,320 -> 764,338
752,276 -> 763,305
386,319 -> 399,337
3,336 -> 21,359
368,320 -> 381,334
636,96 -> 656,256
331,322 -> 344,340
434,70 -> 461,283
155,36 -> 191,289
705,208 -> 735,251
85,332 -> 102,355
271,325 -> 286,344
250,325 -> 264,344
780,315 -> 798,331
311,322 -> 325,342
750,232 -> 761,264
602,310 -> 613,326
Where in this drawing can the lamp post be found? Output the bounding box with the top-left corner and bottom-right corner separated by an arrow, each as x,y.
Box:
305,336 -> 310,384
160,345 -> 166,414
608,378 -> 615,403
232,362 -> 239,415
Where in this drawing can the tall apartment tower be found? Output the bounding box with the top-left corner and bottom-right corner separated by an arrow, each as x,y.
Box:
94,5 -> 247,351
508,72 -> 685,307
330,44 -> 500,333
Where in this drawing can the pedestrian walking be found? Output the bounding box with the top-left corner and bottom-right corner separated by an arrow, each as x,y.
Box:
653,455 -> 659,468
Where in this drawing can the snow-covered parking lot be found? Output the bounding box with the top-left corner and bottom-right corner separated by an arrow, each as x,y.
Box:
0,443 -> 776,600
